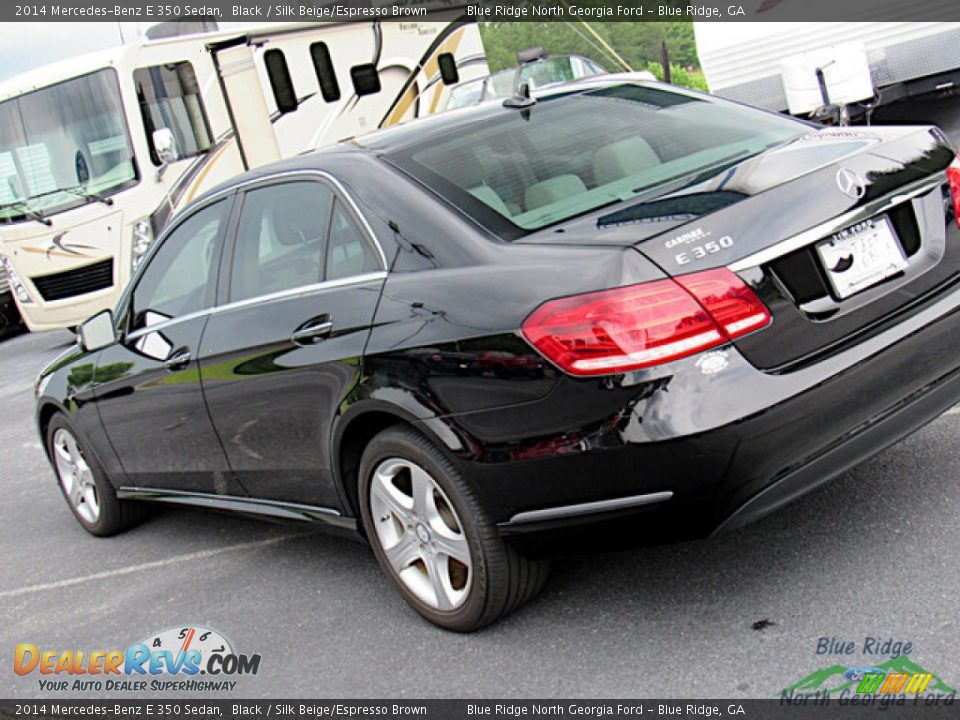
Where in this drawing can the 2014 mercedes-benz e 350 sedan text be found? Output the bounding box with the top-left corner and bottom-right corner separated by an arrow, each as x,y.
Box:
35,77 -> 960,631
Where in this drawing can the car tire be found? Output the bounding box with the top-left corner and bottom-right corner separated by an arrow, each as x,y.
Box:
46,414 -> 146,537
358,425 -> 549,632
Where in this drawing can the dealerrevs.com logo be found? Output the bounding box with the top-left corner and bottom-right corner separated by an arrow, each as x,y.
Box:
15,625 -> 261,692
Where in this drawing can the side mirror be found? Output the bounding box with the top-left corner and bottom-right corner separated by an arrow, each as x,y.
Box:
78,310 -> 117,352
152,128 -> 178,165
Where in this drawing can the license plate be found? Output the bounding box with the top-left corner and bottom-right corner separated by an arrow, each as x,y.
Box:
815,216 -> 908,300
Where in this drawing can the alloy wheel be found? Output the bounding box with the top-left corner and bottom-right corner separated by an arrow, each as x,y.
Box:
52,427 -> 100,524
369,457 -> 472,611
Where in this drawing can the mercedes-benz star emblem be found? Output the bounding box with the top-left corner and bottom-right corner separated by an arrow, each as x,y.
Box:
836,168 -> 866,200
415,523 -> 431,544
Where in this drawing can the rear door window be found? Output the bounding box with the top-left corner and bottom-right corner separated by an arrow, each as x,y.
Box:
325,200 -> 380,281
228,181 -> 334,303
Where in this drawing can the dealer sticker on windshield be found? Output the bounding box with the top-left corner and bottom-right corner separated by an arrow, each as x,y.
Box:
815,216 -> 908,300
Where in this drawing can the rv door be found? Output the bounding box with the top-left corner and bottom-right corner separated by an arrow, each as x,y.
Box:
209,40 -> 282,170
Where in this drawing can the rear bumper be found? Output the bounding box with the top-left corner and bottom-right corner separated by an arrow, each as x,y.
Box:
712,359 -> 960,535
434,279 -> 960,546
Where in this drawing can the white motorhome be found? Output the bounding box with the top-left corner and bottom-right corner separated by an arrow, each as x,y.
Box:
695,22 -> 960,116
0,19 -> 487,331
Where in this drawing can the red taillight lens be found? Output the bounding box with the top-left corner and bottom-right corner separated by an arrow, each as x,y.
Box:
947,153 -> 960,230
675,268 -> 773,340
521,268 -> 771,376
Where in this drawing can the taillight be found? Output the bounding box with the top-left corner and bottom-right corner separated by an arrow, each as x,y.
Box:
947,152 -> 960,230
675,269 -> 772,339
521,268 -> 771,376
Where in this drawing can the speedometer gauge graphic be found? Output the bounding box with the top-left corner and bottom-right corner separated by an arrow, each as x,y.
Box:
138,626 -> 233,671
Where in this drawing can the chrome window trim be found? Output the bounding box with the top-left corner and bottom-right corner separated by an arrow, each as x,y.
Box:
213,270 -> 388,315
125,271 -> 387,342
729,171 -> 947,272
123,306 -> 207,342
196,168 -> 388,270
114,194 -> 236,334
123,168 -> 390,344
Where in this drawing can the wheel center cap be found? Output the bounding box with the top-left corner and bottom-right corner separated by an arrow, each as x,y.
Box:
415,523 -> 431,544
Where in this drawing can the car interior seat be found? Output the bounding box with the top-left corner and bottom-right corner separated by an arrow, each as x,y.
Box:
525,174 -> 588,212
592,136 -> 662,187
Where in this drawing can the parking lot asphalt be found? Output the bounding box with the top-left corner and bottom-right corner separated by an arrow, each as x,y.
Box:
3,96 -> 960,700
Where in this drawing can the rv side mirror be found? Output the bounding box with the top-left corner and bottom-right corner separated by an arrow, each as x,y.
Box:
438,53 -> 460,86
152,128 -> 178,165
78,310 -> 117,352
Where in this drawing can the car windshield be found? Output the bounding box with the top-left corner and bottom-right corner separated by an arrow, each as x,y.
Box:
0,68 -> 138,224
387,84 -> 807,238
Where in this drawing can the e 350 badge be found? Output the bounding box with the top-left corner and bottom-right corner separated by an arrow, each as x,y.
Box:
15,625 -> 261,692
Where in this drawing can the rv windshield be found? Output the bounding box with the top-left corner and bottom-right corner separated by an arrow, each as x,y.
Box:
0,68 -> 137,224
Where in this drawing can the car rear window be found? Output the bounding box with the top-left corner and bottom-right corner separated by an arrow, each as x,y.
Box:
385,84 -> 806,239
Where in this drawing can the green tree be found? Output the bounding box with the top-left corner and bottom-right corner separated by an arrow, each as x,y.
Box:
479,21 -> 701,83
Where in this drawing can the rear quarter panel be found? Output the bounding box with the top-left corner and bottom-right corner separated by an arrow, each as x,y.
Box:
334,153 -> 668,422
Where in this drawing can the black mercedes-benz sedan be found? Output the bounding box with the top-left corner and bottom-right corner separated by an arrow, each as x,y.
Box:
35,76 -> 960,631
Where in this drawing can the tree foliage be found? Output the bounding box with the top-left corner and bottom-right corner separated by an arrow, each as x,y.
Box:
479,21 -> 701,84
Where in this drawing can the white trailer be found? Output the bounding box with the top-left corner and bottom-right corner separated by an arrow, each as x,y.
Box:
0,19 -> 487,331
695,22 -> 960,116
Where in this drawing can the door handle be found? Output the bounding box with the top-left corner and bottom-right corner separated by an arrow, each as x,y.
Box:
291,316 -> 333,346
163,349 -> 192,371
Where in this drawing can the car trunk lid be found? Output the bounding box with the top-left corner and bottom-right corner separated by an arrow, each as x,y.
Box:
525,125 -> 957,371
